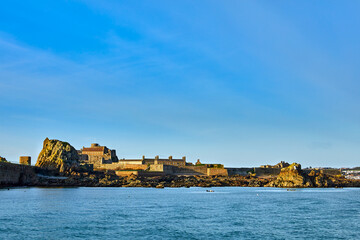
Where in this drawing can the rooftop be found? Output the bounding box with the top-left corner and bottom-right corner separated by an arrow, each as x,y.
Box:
82,147 -> 105,152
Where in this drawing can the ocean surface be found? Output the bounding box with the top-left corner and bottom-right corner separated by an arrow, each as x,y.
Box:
0,187 -> 359,240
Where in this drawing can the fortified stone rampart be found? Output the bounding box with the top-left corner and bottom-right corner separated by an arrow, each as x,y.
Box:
207,168 -> 228,176
153,156 -> 186,167
226,168 -> 253,176
149,164 -> 227,176
118,159 -> 144,165
153,165 -> 208,176
174,165 -> 208,175
97,162 -> 148,171
0,162 -> 37,186
149,164 -> 174,173
226,167 -> 281,176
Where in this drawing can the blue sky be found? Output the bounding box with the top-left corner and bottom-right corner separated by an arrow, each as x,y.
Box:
1,0 -> 360,167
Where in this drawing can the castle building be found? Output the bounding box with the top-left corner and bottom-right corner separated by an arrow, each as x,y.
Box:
77,143 -> 227,176
79,143 -> 118,168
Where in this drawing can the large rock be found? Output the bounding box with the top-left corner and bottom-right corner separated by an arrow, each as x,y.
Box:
36,138 -> 79,173
266,163 -> 313,188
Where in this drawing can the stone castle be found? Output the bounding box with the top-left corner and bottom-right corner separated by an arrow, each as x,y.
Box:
78,143 -> 118,167
13,140 -> 300,178
78,143 -> 228,177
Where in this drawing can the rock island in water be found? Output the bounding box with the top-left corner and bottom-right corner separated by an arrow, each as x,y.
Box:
1,138 -> 359,188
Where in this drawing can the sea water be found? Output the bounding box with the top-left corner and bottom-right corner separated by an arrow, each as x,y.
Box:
0,187 -> 359,239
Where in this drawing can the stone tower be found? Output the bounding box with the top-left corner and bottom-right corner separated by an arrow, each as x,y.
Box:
19,156 -> 31,165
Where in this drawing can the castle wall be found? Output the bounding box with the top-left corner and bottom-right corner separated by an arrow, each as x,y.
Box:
143,159 -> 155,164
226,168 -> 253,176
143,158 -> 186,166
86,156 -> 104,168
0,162 -> 37,186
97,162 -> 148,171
118,160 -> 144,165
149,164 -> 164,172
171,165 -> 208,175
150,164 -> 174,174
207,168 -> 228,176
156,159 -> 185,167
95,158 -> 186,172
148,164 -> 209,176
226,167 -> 281,176
110,150 -> 118,162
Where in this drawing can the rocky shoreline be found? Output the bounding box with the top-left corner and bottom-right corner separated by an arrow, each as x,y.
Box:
2,170 -> 360,188
2,138 -> 360,188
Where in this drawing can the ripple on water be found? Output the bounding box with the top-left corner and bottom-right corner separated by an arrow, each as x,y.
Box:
0,187 -> 359,239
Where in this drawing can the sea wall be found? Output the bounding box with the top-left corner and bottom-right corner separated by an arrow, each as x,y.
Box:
173,165 -> 208,175
97,163 -> 148,171
149,165 -> 209,176
150,164 -> 174,173
0,162 -> 37,186
207,168 -> 228,176
226,168 -> 253,176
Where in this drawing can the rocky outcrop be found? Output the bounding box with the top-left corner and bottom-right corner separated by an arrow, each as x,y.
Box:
307,170 -> 359,187
0,156 -> 8,163
266,163 -> 313,188
265,163 -> 360,188
36,138 -> 79,173
2,163 -> 359,188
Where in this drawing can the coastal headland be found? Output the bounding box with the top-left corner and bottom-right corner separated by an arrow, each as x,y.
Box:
1,138 -> 359,188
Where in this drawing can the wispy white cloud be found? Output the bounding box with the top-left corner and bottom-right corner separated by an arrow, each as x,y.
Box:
1,1 -> 360,166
